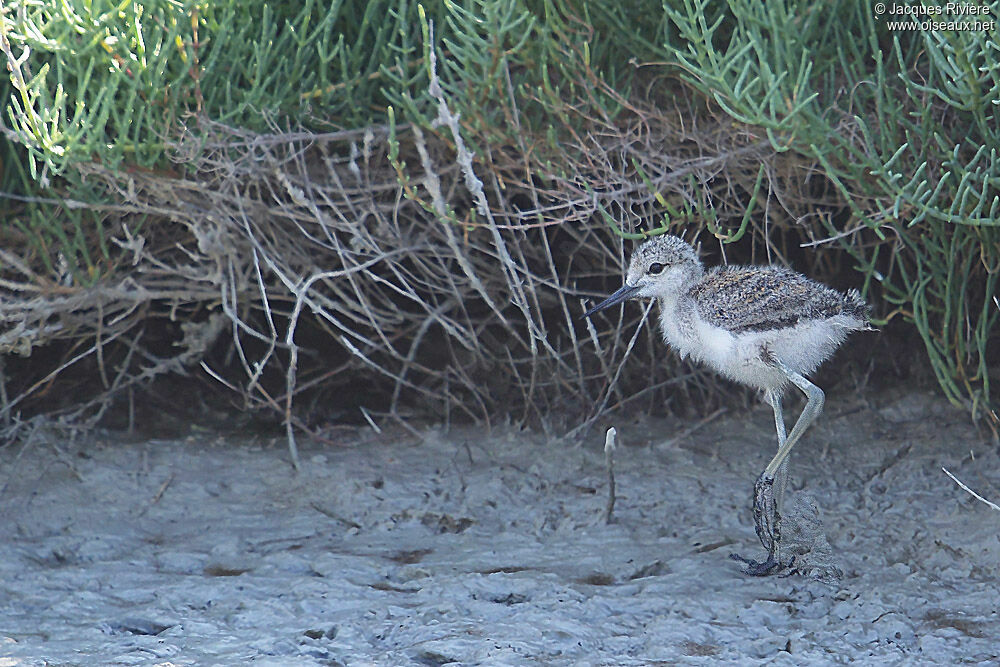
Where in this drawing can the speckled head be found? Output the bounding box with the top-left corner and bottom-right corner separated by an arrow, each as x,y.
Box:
583,235 -> 703,318
625,235 -> 702,288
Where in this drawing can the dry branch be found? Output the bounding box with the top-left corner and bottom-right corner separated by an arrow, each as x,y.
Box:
2,96 -> 846,456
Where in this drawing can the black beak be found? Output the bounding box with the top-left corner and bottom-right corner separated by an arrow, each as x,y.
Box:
581,284 -> 642,319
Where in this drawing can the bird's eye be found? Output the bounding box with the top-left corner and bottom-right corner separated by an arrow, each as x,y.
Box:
648,262 -> 665,275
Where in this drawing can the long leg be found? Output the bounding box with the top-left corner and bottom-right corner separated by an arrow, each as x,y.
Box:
767,388 -> 789,514
733,388 -> 789,572
733,362 -> 824,575
763,361 -> 824,480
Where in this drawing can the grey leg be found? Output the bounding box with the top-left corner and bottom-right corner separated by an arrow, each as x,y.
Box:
764,362 -> 825,479
733,363 -> 824,576
767,389 -> 789,514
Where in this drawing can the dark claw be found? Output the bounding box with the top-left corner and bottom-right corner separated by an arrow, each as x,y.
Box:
730,552 -> 795,576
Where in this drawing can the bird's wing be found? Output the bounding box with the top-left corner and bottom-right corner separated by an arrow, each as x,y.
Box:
691,266 -> 848,333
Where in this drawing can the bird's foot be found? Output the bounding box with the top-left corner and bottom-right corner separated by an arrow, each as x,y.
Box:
728,473 -> 794,576
729,551 -> 795,576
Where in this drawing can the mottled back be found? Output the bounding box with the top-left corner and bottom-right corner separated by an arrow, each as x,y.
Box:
691,265 -> 870,333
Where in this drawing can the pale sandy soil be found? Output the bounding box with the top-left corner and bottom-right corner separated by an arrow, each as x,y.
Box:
1,390 -> 998,666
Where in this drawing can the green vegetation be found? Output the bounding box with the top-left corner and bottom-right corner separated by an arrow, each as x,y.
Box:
645,0 -> 999,420
1,0 -> 997,431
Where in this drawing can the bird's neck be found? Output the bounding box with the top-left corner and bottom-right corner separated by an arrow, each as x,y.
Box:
658,264 -> 702,310
656,289 -> 695,323
655,267 -> 702,346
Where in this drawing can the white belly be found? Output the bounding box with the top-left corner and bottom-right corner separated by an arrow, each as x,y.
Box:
659,309 -> 859,392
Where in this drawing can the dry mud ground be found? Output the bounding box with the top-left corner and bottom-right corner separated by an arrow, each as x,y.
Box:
1,390 -> 998,666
